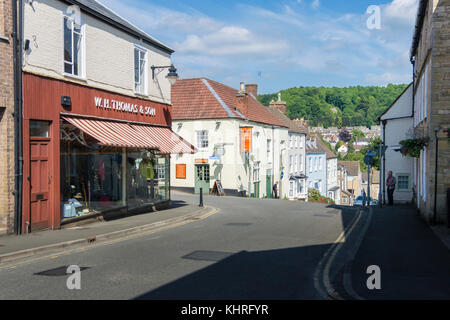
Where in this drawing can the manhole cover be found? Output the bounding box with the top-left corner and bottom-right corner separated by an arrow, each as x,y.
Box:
182,250 -> 233,262
225,223 -> 252,226
34,266 -> 90,277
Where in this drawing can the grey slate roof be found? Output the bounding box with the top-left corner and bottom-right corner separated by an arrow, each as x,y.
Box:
71,0 -> 174,53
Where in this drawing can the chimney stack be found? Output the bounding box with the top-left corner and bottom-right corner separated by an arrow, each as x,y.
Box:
269,92 -> 287,115
245,84 -> 258,98
236,82 -> 248,120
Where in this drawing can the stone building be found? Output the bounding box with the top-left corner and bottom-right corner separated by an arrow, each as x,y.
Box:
410,0 -> 449,224
0,0 -> 15,234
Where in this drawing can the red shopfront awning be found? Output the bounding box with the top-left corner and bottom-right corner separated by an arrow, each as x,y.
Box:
62,116 -> 196,154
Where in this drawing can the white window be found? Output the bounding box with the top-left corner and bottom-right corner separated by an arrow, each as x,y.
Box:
134,46 -> 148,95
295,155 -> 298,172
267,139 -> 272,162
289,155 -> 294,174
63,15 -> 84,77
289,135 -> 293,149
309,157 -> 313,173
299,155 -> 303,172
314,158 -> 318,171
196,130 -> 208,149
253,162 -> 260,182
319,158 -> 322,170
397,174 -> 410,191
295,136 -> 298,148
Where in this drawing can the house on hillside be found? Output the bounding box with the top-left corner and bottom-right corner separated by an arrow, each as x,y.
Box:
339,161 -> 362,198
306,135 -> 328,197
379,83 -> 414,204
170,80 -> 289,199
266,93 -> 308,201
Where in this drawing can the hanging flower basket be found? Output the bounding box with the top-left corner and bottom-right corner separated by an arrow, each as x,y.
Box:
399,137 -> 429,158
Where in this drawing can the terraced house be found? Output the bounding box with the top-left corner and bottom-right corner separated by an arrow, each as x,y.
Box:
170,80 -> 289,199
410,0 -> 449,225
15,0 -> 194,233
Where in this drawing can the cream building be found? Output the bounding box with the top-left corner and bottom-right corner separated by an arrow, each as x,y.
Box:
170,80 -> 289,199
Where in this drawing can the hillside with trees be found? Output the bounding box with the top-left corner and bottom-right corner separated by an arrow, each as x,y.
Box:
258,84 -> 408,128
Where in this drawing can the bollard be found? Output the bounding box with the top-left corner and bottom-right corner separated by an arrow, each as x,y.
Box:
199,187 -> 204,207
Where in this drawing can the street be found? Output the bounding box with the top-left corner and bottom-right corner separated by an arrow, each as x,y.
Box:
0,193 -> 359,300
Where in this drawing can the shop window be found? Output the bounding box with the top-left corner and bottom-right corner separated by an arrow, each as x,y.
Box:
134,46 -> 147,95
176,164 -> 186,179
63,15 -> 84,77
30,120 -> 50,137
60,123 -> 169,220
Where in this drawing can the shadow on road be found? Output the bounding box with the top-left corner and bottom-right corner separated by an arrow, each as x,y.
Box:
134,205 -> 359,300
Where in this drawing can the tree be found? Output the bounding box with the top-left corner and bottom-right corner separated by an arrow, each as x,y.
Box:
339,130 -> 352,143
352,129 -> 365,139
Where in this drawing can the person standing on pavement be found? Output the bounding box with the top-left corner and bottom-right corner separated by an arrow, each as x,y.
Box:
272,181 -> 278,199
386,171 -> 396,206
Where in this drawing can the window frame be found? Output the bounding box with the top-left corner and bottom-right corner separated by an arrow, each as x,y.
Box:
63,14 -> 85,79
396,173 -> 410,191
196,130 -> 209,150
134,45 -> 148,95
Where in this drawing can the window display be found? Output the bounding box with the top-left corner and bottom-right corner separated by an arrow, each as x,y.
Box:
60,123 -> 170,220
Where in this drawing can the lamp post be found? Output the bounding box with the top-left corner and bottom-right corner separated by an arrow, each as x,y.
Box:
151,64 -> 179,85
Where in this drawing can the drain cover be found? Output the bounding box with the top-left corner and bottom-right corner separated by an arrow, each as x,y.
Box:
225,223 -> 252,226
182,250 -> 233,262
34,266 -> 90,277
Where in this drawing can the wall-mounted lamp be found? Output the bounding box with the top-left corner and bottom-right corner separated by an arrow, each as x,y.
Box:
151,64 -> 179,85
24,39 -> 30,51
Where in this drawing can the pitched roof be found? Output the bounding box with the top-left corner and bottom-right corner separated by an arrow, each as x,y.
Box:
265,107 -> 308,134
171,78 -> 287,128
74,0 -> 173,53
306,134 -> 337,159
338,161 -> 361,176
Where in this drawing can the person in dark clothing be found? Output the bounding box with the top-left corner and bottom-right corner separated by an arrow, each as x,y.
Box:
386,171 -> 396,206
272,181 -> 278,199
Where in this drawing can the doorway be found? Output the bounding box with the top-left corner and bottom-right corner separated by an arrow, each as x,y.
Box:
28,120 -> 52,231
195,164 -> 210,194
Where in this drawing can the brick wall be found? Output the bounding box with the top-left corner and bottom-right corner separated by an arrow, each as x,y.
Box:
0,0 -> 16,234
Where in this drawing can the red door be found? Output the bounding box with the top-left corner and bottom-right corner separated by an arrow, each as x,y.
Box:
29,139 -> 51,231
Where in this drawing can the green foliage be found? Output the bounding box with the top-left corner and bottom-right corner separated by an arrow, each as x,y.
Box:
258,84 -> 408,127
308,188 -> 335,204
399,138 -> 429,158
320,136 -> 336,155
352,129 -> 365,139
342,137 -> 383,171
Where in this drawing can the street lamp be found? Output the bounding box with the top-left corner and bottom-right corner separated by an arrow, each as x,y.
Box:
151,64 -> 179,85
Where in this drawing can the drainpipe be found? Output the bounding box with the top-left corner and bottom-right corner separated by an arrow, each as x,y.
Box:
13,0 -> 24,235
382,120 -> 387,205
433,126 -> 441,225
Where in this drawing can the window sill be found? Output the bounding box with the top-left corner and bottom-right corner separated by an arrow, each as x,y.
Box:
134,92 -> 149,98
63,73 -> 87,82
0,35 -> 9,43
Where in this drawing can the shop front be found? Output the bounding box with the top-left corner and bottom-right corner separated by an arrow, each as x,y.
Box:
22,73 -> 195,232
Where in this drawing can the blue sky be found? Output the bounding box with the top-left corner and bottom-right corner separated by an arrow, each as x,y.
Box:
99,0 -> 419,94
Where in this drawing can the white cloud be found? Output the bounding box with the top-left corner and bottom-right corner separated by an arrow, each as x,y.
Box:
383,0 -> 419,25
364,72 -> 411,85
311,0 -> 320,10
176,26 -> 289,57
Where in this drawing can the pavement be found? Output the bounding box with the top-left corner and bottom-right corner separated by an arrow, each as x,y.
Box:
0,199 -> 216,265
349,205 -> 450,300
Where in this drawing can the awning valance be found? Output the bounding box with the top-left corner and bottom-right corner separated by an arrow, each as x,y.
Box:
62,116 -> 196,154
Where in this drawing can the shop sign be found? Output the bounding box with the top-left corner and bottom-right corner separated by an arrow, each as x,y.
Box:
94,96 -> 156,117
195,159 -> 208,164
240,127 -> 252,153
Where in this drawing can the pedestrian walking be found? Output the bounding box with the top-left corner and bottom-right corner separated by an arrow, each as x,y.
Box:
272,181 -> 278,199
386,171 -> 396,206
